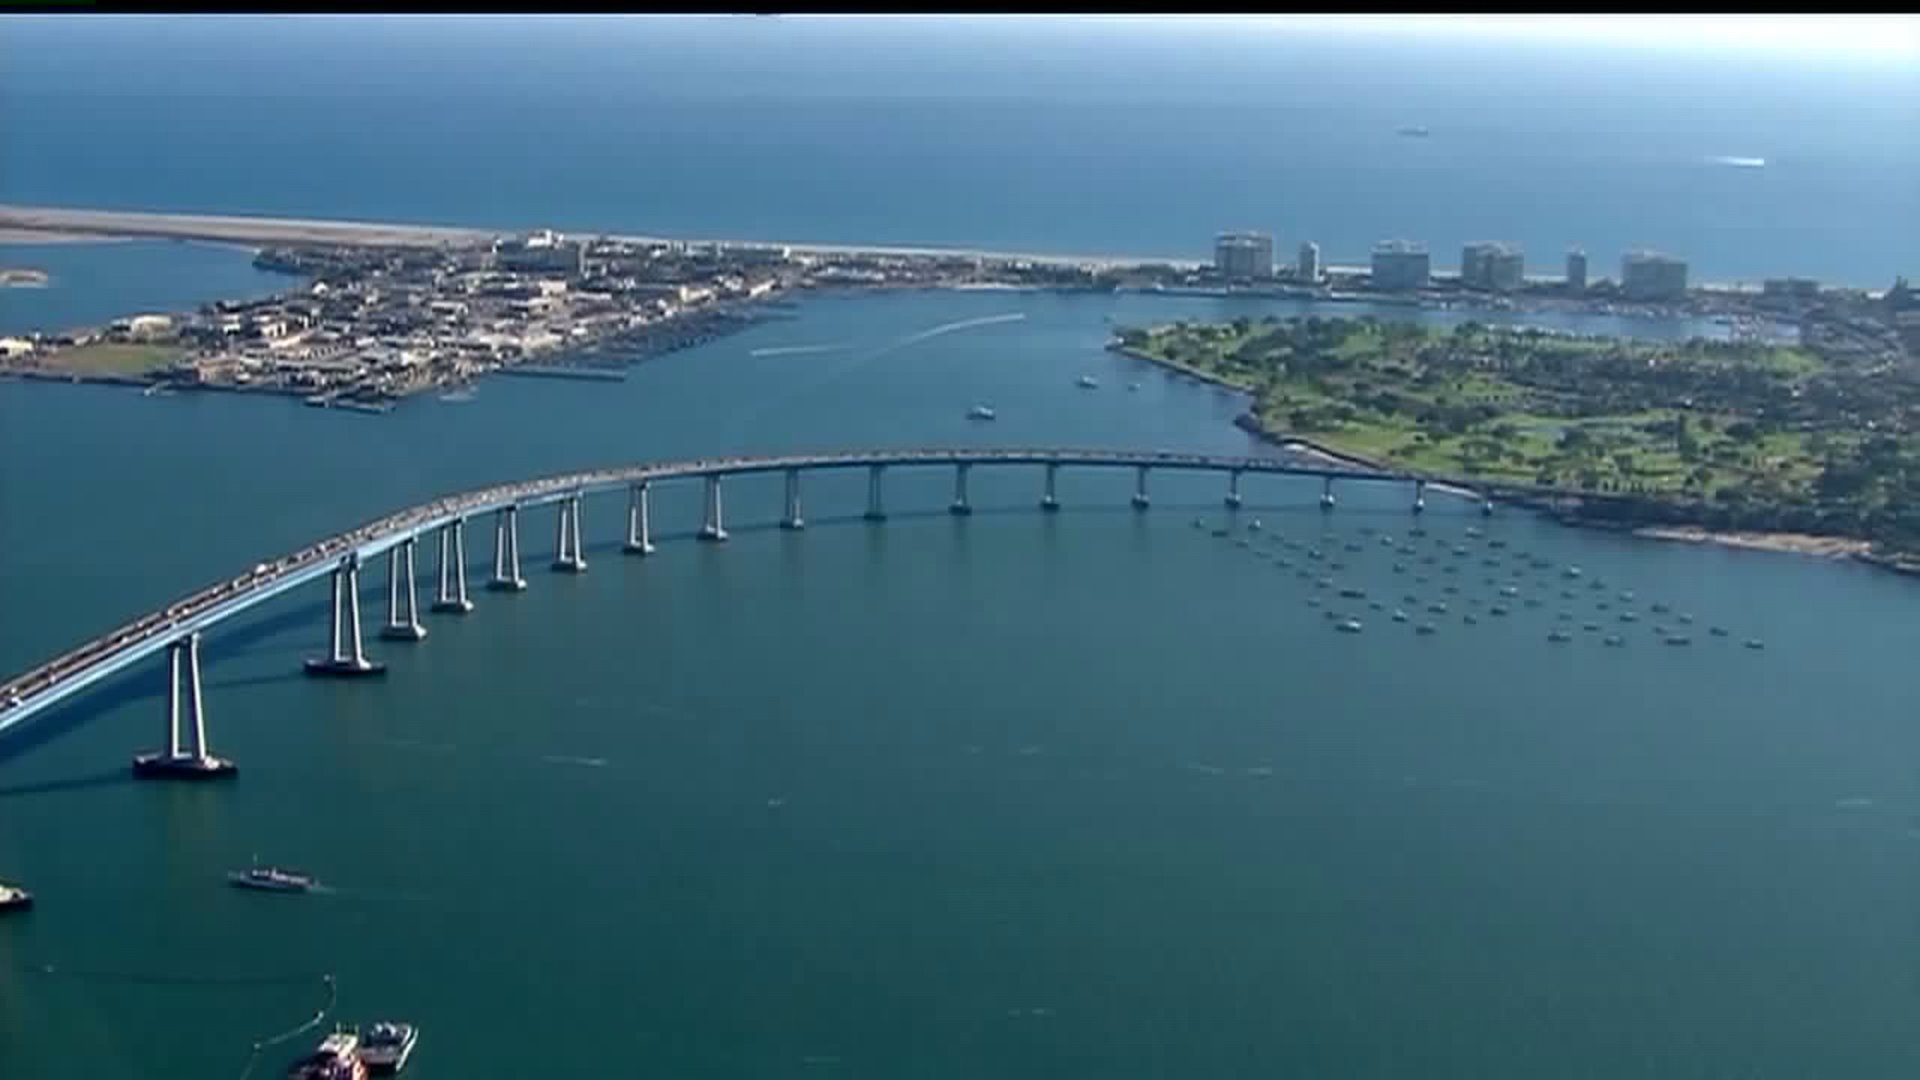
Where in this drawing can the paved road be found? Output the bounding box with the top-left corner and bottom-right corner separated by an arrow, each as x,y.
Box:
0,446 -> 1435,736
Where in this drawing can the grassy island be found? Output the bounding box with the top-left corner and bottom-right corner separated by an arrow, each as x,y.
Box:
1115,315 -> 1920,556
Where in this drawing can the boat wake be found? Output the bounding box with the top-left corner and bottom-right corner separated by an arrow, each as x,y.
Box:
749,344 -> 843,358
886,312 -> 1026,351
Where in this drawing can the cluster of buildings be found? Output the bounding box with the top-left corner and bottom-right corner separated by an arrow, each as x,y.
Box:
1210,230 -> 1696,302
157,232 -> 795,402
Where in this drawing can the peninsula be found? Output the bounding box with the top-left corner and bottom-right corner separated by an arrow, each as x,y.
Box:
1115,310 -> 1920,565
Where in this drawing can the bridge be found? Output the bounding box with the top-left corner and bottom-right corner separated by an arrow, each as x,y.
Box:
0,445 -> 1491,763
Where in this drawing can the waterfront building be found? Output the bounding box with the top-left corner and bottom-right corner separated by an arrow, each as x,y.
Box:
1460,241 -> 1524,291
1762,277 -> 1820,300
1566,248 -> 1588,291
1296,241 -> 1321,283
1370,239 -> 1430,291
1621,250 -> 1689,300
1214,232 -> 1274,281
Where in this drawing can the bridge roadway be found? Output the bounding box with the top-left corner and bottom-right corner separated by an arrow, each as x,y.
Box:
0,445 -> 1440,737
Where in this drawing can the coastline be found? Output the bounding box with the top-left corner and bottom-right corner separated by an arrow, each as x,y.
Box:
1108,339 -> 1906,573
1631,526 -> 1871,559
0,203 -> 1200,269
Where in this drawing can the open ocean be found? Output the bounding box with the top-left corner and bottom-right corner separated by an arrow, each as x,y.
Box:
1,16 -> 1915,286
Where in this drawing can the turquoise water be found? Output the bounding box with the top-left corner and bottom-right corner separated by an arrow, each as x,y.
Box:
3,17 -> 1916,284
4,280 -> 1920,1077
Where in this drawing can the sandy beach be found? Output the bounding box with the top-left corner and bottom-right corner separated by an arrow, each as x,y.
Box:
1633,525 -> 1871,558
0,203 -> 1202,268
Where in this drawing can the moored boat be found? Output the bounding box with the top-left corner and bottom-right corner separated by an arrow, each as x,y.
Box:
287,1028 -> 365,1080
357,1021 -> 419,1075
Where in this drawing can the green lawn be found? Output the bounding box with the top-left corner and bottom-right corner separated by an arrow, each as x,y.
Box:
45,341 -> 184,376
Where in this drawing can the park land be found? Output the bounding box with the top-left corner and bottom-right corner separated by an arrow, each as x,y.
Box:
1118,308 -> 1920,557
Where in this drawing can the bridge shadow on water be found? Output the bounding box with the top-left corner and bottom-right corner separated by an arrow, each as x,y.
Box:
3,497 -> 1473,766
0,764 -> 135,801
0,597 -> 331,764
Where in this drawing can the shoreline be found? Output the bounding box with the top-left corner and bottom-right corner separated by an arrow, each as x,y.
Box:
1110,340 -> 1904,572
0,203 -> 1198,269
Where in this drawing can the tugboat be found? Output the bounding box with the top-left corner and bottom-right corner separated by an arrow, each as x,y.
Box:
0,881 -> 32,913
357,1021 -> 419,1075
287,1027 -> 365,1080
230,858 -> 317,894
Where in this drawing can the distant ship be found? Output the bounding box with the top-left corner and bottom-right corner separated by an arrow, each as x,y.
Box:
1396,126 -> 1431,138
966,404 -> 997,421
230,860 -> 317,893
1077,375 -> 1100,389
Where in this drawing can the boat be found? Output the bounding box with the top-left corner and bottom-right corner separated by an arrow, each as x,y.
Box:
1415,623 -> 1438,636
1664,635 -> 1692,646
1709,626 -> 1730,637
1564,566 -> 1583,578
1338,587 -> 1366,599
287,1028 -> 365,1080
1247,518 -> 1262,532
357,1021 -> 419,1075
230,859 -> 317,893
1603,635 -> 1625,647
1391,609 -> 1408,623
1128,381 -> 1141,391
1336,619 -> 1363,634
1548,630 -> 1572,643
966,404 -> 997,421
1076,375 -> 1100,389
0,882 -> 32,913
1745,638 -> 1766,650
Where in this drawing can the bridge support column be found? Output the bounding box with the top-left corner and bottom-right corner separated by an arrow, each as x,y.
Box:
552,494 -> 588,573
1131,465 -> 1151,510
490,506 -> 529,589
1040,462 -> 1060,512
306,554 -> 387,678
432,519 -> 474,613
624,483 -> 657,553
1413,479 -> 1427,515
1225,470 -> 1243,509
133,631 -> 235,779
780,469 -> 804,531
381,537 -> 428,641
950,463 -> 973,516
1320,476 -> 1336,511
865,465 -> 886,522
699,475 -> 728,542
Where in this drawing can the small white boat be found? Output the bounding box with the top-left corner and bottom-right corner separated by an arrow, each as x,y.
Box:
1077,375 -> 1100,389
1336,619 -> 1363,634
966,404 -> 997,421
357,1021 -> 419,1075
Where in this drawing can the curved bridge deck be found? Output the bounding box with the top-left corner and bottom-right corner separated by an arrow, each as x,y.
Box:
0,445 -> 1471,736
